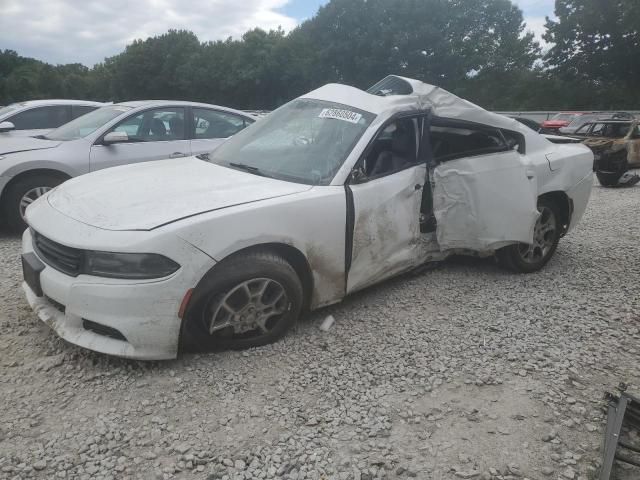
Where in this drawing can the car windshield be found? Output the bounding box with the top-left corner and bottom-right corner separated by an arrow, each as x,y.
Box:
44,105 -> 132,141
0,104 -> 22,118
209,99 -> 375,185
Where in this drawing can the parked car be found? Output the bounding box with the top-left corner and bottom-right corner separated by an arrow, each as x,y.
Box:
541,112 -> 591,133
20,75 -> 594,360
559,112 -> 635,135
0,100 -> 104,137
511,116 -> 541,132
572,120 -> 640,167
0,101 -> 255,230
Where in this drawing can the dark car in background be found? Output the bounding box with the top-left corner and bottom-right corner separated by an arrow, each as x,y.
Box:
559,112 -> 635,135
511,116 -> 541,132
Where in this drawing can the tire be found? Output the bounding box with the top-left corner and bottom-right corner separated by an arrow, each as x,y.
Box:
596,170 -> 623,187
181,250 -> 304,352
497,198 -> 561,273
2,174 -> 65,232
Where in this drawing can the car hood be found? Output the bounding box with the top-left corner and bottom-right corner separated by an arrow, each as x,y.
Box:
46,157 -> 313,231
542,120 -> 570,128
0,135 -> 62,155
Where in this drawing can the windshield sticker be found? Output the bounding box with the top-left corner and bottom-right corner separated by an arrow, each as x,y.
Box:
319,108 -> 362,124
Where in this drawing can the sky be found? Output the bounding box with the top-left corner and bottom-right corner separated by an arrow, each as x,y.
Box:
0,0 -> 555,67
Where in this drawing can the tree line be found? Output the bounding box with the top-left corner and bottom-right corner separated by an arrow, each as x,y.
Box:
1,0 -> 638,111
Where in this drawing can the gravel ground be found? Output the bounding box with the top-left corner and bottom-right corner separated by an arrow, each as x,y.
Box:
1,184 -> 640,480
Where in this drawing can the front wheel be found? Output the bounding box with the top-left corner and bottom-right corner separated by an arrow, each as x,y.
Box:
3,175 -> 64,232
181,251 -> 303,352
497,199 -> 561,273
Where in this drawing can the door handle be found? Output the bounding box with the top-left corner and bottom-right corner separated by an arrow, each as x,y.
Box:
525,169 -> 535,180
414,184 -> 423,191
169,152 -> 187,158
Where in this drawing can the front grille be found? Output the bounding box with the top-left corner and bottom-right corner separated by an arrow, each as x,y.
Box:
32,230 -> 83,276
82,319 -> 127,342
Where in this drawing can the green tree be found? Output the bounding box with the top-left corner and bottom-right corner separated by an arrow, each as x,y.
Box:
545,0 -> 640,89
106,30 -> 202,101
294,0 -> 539,93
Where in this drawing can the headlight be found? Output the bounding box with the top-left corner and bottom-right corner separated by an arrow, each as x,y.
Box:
84,251 -> 180,279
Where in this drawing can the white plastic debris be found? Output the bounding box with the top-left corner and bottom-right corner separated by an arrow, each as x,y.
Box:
319,315 -> 335,332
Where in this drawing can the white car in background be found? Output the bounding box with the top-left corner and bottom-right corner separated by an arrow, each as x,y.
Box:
0,99 -> 104,137
0,101 -> 255,230
21,76 -> 593,360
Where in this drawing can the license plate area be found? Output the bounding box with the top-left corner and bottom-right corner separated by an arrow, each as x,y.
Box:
22,252 -> 45,297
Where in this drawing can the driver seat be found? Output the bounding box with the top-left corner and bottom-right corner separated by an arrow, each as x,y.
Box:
370,120 -> 415,176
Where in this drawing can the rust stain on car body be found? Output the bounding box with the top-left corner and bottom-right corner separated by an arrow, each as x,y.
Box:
305,244 -> 345,308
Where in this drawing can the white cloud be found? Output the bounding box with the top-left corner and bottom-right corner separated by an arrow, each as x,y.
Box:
0,0 -> 298,66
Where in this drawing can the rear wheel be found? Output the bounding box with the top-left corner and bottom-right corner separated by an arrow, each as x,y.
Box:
3,174 -> 65,232
497,198 -> 561,273
181,251 -> 303,352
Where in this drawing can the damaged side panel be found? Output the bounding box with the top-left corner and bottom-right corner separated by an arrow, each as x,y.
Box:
432,151 -> 539,252
347,165 -> 431,293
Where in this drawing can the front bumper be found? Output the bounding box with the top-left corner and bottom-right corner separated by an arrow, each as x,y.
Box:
22,228 -> 215,360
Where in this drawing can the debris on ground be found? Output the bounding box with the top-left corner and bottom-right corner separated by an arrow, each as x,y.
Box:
600,384 -> 640,479
319,314 -> 335,332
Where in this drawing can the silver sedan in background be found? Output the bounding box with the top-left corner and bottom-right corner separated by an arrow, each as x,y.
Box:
0,100 -> 104,137
0,101 -> 255,230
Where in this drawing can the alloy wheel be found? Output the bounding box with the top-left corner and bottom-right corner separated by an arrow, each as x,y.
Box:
207,278 -> 290,338
517,206 -> 557,264
19,186 -> 52,220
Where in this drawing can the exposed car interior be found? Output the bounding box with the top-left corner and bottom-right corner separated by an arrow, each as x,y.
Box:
193,108 -> 251,139
113,108 -> 186,141
364,119 -> 418,177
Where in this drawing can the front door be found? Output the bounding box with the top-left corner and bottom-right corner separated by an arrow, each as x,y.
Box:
347,117 -> 429,293
90,107 -> 191,172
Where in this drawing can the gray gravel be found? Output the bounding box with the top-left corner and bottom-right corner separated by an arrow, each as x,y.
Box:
1,183 -> 640,480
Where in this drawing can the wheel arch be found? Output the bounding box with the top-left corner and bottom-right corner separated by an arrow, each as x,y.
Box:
178,242 -> 314,355
190,242 -> 314,313
1,168 -> 71,203
538,190 -> 572,236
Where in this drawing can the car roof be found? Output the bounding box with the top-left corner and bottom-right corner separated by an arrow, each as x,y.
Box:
304,75 -> 536,132
587,120 -> 634,124
8,99 -> 105,107
113,100 -> 256,119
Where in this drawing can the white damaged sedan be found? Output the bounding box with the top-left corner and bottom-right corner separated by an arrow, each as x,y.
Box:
21,76 -> 594,360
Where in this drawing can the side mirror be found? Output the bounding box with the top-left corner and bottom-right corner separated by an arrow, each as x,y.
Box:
102,131 -> 128,145
0,121 -> 15,132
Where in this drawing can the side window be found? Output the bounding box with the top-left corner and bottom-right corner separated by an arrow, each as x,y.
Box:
71,105 -> 98,120
430,122 -> 507,162
193,109 -> 249,139
574,124 -> 591,135
607,123 -> 631,138
590,123 -> 605,136
362,118 -> 418,178
8,105 -> 70,130
110,108 -> 186,142
501,129 -> 525,154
